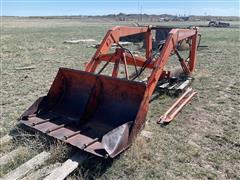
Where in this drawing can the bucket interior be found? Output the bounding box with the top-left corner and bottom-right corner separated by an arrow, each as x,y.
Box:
21,68 -> 146,156
46,68 -> 146,135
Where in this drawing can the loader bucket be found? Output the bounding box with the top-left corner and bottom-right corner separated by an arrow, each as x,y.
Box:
19,68 -> 146,157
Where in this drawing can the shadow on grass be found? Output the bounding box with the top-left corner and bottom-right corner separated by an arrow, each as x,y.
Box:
73,155 -> 114,180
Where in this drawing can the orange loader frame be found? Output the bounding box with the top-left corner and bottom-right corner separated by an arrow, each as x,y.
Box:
86,26 -> 198,94
19,26 -> 198,158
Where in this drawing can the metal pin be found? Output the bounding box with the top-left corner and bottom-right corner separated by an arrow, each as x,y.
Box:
32,116 -> 60,126
45,121 -> 75,134
80,138 -> 99,150
63,130 -> 81,140
23,111 -> 48,120
62,127 -> 90,140
22,114 -> 37,120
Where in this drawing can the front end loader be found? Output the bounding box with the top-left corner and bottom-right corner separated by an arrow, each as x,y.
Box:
19,26 -> 198,158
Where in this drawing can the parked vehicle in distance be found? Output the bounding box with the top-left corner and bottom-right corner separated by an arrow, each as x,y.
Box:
208,21 -> 230,27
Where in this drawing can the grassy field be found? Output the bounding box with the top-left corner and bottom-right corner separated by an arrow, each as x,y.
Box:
1,17 -> 240,179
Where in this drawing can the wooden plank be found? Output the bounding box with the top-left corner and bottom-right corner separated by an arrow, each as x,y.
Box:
15,65 -> 36,70
0,146 -> 27,166
63,39 -> 96,44
0,135 -> 13,146
44,152 -> 88,180
1,151 -> 51,180
22,163 -> 61,180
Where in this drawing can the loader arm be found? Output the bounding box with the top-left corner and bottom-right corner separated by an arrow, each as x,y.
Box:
129,28 -> 198,141
147,28 -> 198,97
86,26 -> 198,82
85,26 -> 150,72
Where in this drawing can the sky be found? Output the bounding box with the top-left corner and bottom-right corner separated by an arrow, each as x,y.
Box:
1,0 -> 240,17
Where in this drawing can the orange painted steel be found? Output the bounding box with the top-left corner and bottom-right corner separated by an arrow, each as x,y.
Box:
19,26 -> 198,158
157,88 -> 197,124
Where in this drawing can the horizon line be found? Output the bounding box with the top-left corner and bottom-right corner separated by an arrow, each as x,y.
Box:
1,13 -> 240,17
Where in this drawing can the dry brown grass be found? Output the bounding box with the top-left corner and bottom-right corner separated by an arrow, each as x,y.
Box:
1,17 -> 240,179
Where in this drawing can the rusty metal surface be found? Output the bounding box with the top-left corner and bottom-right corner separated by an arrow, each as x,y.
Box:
102,121 -> 132,158
20,68 -> 146,157
157,87 -> 197,124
